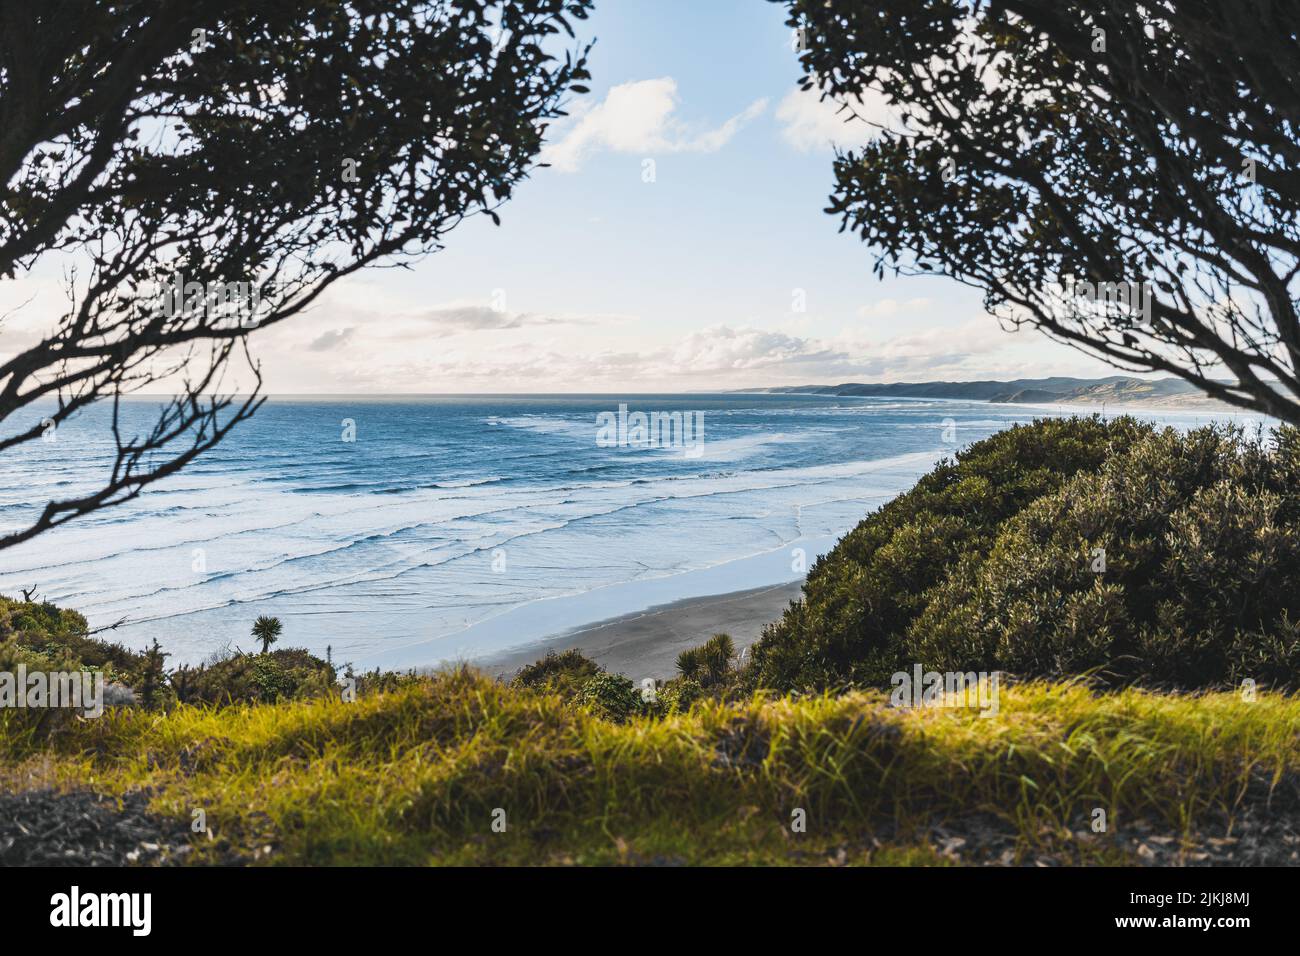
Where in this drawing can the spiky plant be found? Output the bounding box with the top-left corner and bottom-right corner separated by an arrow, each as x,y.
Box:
702,633 -> 735,684
675,647 -> 703,680
251,616 -> 283,655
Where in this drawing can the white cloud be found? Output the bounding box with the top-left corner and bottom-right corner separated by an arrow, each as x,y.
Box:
836,318 -> 1008,370
0,275 -> 69,355
399,304 -> 610,337
775,84 -> 900,153
307,327 -> 355,351
283,290 -> 631,351
668,325 -> 844,373
542,78 -> 767,172
152,272 -> 1099,395
237,305 -> 1100,393
856,297 -> 933,319
659,321 -> 1008,383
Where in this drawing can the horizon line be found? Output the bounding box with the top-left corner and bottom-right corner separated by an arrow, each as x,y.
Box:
99,373 -> 1188,400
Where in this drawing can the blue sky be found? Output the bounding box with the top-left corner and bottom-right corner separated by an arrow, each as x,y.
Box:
4,0 -> 1123,394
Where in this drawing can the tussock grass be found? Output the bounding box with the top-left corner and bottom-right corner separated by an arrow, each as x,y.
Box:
2,669 -> 1296,865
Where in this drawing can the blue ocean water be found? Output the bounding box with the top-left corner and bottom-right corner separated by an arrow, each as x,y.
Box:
0,394 -> 1266,668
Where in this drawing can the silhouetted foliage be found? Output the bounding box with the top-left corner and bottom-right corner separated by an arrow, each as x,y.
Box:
0,0 -> 592,548
780,0 -> 1300,422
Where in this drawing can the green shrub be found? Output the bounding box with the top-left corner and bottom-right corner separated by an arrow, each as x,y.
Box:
170,648 -> 335,706
349,666 -> 426,698
658,677 -> 704,713
748,417 -> 1300,693
905,424 -> 1300,689
0,595 -> 144,683
577,672 -> 641,723
701,633 -> 735,684
749,416 -> 1154,690
675,634 -> 736,689
0,638 -> 82,743
512,648 -> 599,699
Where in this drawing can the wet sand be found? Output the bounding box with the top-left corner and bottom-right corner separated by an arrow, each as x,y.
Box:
479,581 -> 804,681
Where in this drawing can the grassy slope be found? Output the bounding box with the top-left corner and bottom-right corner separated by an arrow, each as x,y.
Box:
4,669 -> 1297,865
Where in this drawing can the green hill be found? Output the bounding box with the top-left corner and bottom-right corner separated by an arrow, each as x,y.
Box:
750,376 -> 1209,405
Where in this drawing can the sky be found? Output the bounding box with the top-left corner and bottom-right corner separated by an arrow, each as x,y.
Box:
4,0 -> 1126,394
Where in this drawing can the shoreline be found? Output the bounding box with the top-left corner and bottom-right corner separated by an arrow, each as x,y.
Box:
477,580 -> 804,681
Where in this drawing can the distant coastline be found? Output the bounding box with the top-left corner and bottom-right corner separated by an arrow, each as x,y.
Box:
739,375 -> 1228,408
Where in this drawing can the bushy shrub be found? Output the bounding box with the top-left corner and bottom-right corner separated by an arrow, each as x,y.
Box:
906,423 -> 1300,688
748,416 -> 1154,690
170,648 -> 336,706
657,677 -> 704,713
748,417 -> 1300,692
349,666 -> 427,697
513,650 -> 710,718
0,638 -> 82,741
0,595 -> 144,684
701,634 -> 735,684
511,648 -> 600,698
577,672 -> 641,722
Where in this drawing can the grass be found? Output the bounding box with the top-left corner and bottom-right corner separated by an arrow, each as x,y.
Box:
2,668 -> 1297,865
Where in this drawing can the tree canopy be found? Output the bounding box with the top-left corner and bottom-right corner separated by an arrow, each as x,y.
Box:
780,0 -> 1300,422
0,0 -> 591,547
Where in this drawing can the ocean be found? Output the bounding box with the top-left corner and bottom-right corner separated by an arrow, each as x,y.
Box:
0,393 -> 1265,669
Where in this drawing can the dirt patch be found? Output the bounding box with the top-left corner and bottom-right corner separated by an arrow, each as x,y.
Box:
783,794 -> 1300,867
822,806 -> 1300,866
0,789 -> 199,866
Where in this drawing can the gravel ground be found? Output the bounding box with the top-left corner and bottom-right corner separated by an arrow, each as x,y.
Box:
798,807 -> 1300,867
0,789 -> 201,866
3,787 -> 1297,866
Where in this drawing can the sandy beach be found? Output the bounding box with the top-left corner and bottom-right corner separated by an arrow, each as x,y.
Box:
480,580 -> 805,681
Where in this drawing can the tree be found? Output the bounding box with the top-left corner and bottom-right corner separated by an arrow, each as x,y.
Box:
779,0 -> 1300,422
139,637 -> 170,709
0,0 -> 592,549
251,615 -> 282,655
